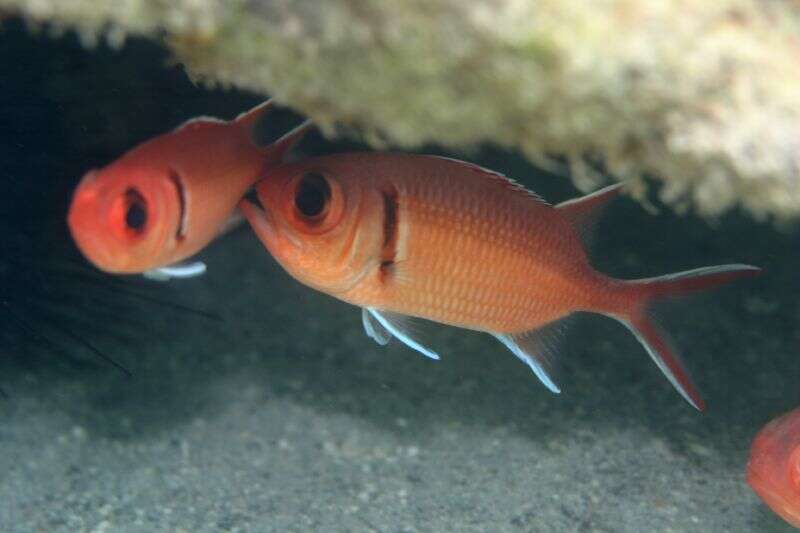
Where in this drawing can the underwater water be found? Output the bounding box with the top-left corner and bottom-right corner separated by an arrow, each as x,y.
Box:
0,19 -> 798,532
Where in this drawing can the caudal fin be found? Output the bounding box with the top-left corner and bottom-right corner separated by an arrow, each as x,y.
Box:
612,264 -> 761,411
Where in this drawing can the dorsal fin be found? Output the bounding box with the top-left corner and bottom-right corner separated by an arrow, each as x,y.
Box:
171,100 -> 275,136
172,116 -> 226,134
426,155 -> 550,205
235,98 -> 312,157
233,99 -> 275,130
556,183 -> 623,246
261,119 -> 314,163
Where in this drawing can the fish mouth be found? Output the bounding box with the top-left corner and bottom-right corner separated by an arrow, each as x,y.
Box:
67,180 -> 121,272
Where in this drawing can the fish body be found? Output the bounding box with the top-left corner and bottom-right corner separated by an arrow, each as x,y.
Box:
241,153 -> 759,409
748,407 -> 800,528
68,100 -> 310,274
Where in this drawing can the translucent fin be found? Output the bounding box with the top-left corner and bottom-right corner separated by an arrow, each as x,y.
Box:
143,261 -> 207,281
366,308 -> 440,360
618,316 -> 703,410
427,155 -> 549,205
260,119 -> 314,162
631,264 -> 761,298
362,308 -> 391,346
556,183 -> 623,247
492,317 -> 573,394
233,99 -> 274,130
607,262 -> 760,411
217,211 -> 244,238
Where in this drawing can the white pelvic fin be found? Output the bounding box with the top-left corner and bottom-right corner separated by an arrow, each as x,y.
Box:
492,317 -> 573,394
366,308 -> 440,360
217,211 -> 245,238
143,261 -> 207,281
362,308 -> 391,346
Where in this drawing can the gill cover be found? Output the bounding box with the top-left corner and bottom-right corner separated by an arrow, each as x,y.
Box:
242,164 -> 386,296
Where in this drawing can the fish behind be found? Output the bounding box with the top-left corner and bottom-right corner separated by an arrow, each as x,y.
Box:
240,153 -> 760,409
68,100 -> 311,277
748,407 -> 800,528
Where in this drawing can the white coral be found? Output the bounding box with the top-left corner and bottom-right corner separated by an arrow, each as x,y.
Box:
3,0 -> 800,220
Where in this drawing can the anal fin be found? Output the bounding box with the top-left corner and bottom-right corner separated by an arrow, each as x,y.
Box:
492,316 -> 573,394
363,308 -> 440,360
362,308 -> 391,346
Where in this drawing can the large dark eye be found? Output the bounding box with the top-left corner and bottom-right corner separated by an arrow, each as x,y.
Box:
294,172 -> 330,218
124,189 -> 147,232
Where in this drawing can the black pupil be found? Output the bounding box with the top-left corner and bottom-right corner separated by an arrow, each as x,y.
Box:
124,190 -> 147,231
295,173 -> 330,218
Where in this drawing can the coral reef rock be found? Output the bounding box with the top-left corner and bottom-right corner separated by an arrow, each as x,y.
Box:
4,0 -> 800,220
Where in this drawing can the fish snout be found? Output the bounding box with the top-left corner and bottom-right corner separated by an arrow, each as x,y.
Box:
67,172 -> 136,272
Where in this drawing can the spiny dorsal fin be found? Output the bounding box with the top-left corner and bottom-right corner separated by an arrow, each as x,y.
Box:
427,155 -> 550,205
260,119 -> 314,162
171,100 -> 275,136
172,116 -> 226,133
556,183 -> 623,247
233,99 -> 275,130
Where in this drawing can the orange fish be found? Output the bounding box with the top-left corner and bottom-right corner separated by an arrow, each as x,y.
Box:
748,407 -> 800,527
240,153 -> 760,409
68,100 -> 311,277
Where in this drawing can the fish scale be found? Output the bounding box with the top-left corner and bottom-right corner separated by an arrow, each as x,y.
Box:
354,166 -> 597,332
242,151 -> 761,410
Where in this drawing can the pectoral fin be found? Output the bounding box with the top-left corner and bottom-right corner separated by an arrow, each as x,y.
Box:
364,308 -> 440,360
143,261 -> 207,281
362,308 -> 391,345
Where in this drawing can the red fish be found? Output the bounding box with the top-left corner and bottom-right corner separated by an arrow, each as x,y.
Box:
240,153 -> 760,409
68,100 -> 311,276
748,407 -> 800,527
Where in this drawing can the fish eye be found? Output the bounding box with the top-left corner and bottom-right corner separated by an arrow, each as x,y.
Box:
124,189 -> 148,233
294,172 -> 330,219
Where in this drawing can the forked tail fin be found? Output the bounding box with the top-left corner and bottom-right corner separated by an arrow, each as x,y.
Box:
612,264 -> 761,411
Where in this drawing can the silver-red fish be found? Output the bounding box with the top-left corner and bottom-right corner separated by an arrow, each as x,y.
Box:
241,153 -> 760,409
748,407 -> 800,527
68,100 -> 310,277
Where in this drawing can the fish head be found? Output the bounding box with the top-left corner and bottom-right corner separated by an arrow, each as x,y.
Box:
747,408 -> 800,527
67,161 -> 184,274
245,163 -> 381,294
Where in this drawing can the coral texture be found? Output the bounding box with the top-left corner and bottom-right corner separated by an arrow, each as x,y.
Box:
3,0 -> 800,220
